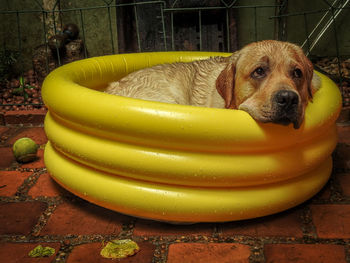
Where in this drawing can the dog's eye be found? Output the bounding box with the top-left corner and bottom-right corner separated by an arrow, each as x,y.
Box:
251,67 -> 266,79
293,68 -> 303,78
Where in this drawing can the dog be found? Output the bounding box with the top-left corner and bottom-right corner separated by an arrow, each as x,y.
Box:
105,40 -> 320,129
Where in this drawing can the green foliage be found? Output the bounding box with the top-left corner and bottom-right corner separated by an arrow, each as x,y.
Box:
11,76 -> 35,101
28,245 -> 55,258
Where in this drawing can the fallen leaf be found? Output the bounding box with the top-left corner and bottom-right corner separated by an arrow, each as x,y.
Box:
28,245 -> 55,257
100,239 -> 140,259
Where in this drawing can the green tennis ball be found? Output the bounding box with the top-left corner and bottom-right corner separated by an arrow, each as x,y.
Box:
13,137 -> 39,163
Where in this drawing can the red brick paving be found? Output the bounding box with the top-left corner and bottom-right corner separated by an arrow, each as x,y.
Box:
0,122 -> 350,262
9,127 -> 47,145
264,244 -> 347,263
167,243 -> 251,263
338,173 -> 350,196
310,204 -> 350,238
317,182 -> 332,199
0,202 -> 47,235
220,209 -> 303,237
0,171 -> 32,196
0,242 -> 60,263
334,143 -> 350,171
0,147 -> 15,168
337,125 -> 350,144
133,219 -> 214,237
67,242 -> 155,263
28,172 -> 65,198
40,201 -> 127,235
0,126 -> 8,134
3,110 -> 47,126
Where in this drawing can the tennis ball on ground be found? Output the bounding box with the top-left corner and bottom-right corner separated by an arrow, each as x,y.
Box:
13,137 -> 39,163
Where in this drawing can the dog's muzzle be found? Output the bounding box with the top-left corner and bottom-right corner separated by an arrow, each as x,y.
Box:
272,90 -> 300,129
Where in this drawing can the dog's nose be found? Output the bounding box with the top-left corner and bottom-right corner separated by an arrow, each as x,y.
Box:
274,90 -> 299,111
272,90 -> 301,129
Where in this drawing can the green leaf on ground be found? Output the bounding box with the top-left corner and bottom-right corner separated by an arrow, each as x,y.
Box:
28,245 -> 55,258
100,239 -> 140,259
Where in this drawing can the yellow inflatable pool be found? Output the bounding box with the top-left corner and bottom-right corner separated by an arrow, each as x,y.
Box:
42,52 -> 342,223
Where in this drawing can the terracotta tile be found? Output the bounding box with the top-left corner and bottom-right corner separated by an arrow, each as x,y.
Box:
337,173 -> 350,196
167,243 -> 251,263
41,201 -> 127,235
220,209 -> 303,237
311,204 -> 350,238
9,127 -> 47,145
4,110 -> 46,125
333,143 -> 350,171
264,244 -> 346,263
133,219 -> 213,237
0,242 -> 60,263
315,181 -> 331,200
0,127 -> 21,145
0,171 -> 32,196
0,126 -> 9,135
0,147 -> 15,169
67,242 -> 155,263
28,173 -> 67,198
337,125 -> 350,144
0,202 -> 47,235
337,107 -> 350,123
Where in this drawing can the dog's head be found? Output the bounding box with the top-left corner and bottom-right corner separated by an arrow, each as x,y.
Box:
216,40 -> 317,129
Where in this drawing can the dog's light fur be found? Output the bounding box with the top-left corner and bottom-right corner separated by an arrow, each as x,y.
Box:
105,40 -> 320,129
105,56 -> 230,108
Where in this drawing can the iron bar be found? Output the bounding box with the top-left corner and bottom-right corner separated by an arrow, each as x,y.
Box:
134,3 -> 142,52
79,9 -> 88,58
198,10 -> 202,51
160,3 -> 167,51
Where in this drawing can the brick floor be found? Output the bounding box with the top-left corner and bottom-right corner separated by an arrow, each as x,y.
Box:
0,147 -> 15,168
167,243 -> 251,263
310,204 -> 350,238
67,242 -> 155,263
133,219 -> 214,237
220,208 -> 303,237
40,200 -> 128,236
337,125 -> 350,144
333,143 -> 350,171
3,110 -> 47,126
0,202 -> 47,235
0,242 -> 60,263
8,127 -> 47,146
0,171 -> 32,196
0,122 -> 350,262
0,126 -> 8,135
0,127 -> 21,145
338,173 -> 350,196
264,244 -> 347,263
317,182 -> 332,199
28,173 -> 66,198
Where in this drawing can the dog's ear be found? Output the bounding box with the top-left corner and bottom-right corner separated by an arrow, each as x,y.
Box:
299,52 -> 316,100
311,72 -> 321,97
216,54 -> 239,109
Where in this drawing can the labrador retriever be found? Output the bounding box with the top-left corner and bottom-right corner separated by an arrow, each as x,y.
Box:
105,40 -> 320,129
